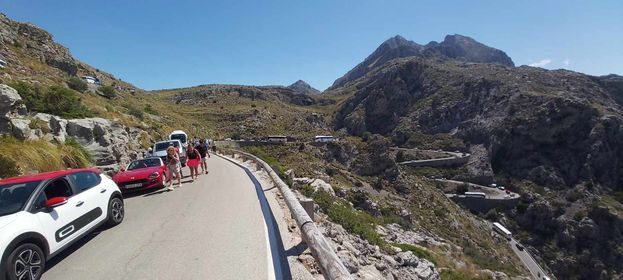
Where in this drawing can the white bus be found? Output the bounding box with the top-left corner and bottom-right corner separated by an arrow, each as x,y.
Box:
493,222 -> 512,240
464,191 -> 486,198
314,135 -> 335,143
267,135 -> 287,143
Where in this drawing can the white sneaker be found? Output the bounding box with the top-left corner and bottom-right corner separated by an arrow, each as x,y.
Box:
167,187 -> 174,191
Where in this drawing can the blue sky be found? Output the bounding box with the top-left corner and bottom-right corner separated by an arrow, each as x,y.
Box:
1,1 -> 622,90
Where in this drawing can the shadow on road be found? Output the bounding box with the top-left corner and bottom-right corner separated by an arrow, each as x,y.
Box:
122,187 -> 166,199
44,224 -> 113,272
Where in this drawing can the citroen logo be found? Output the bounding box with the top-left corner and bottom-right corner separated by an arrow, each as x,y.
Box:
130,177 -> 135,180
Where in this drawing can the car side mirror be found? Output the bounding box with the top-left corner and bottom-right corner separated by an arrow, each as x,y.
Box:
120,167 -> 126,172
46,197 -> 68,208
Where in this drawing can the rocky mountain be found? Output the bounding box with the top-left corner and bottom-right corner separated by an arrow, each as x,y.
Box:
288,80 -> 321,94
329,41 -> 623,279
330,34 -> 514,89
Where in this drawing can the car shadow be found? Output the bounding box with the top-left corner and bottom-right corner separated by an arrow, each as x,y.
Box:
122,187 -> 166,199
44,225 -> 111,272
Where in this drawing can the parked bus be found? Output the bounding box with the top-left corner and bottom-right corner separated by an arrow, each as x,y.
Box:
493,222 -> 512,240
464,191 -> 486,198
314,135 -> 335,143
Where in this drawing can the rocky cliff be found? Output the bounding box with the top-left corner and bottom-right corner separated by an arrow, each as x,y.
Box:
330,34 -> 514,89
329,40 -> 623,279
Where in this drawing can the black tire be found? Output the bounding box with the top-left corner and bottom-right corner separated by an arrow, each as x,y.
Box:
105,197 -> 124,227
4,243 -> 45,280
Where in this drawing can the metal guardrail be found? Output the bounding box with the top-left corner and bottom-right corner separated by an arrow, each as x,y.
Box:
219,148 -> 353,280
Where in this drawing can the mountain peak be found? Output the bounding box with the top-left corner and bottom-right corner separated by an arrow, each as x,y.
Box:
288,80 -> 320,94
330,34 -> 514,89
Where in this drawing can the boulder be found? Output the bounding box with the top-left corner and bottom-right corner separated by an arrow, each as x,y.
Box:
310,179 -> 335,196
0,84 -> 26,118
10,118 -> 32,140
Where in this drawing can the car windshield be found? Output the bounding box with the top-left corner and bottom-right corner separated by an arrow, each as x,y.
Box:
0,180 -> 41,217
127,158 -> 161,170
155,141 -> 178,151
170,134 -> 186,143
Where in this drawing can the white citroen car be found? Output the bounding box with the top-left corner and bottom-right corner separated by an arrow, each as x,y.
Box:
0,168 -> 124,280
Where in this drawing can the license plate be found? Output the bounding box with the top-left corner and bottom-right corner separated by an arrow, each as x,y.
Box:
125,183 -> 143,189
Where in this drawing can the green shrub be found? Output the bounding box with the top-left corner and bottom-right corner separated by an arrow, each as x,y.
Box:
299,184 -> 316,198
361,131 -> 371,142
28,118 -> 51,133
66,77 -> 88,92
10,82 -> 93,118
612,192 -> 623,204
127,106 -> 144,120
144,104 -> 157,115
0,154 -> 20,178
99,86 -> 117,98
313,189 -> 384,246
325,166 -> 337,177
392,243 -> 437,264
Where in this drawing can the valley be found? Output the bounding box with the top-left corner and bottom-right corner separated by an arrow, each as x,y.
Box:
1,11 -> 622,280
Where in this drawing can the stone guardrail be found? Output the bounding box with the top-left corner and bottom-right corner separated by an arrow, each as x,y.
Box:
219,148 -> 353,280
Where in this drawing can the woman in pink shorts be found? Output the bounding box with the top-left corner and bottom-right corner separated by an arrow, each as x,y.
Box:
186,143 -> 201,181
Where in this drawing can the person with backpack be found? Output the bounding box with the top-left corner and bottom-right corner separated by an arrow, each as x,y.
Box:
196,139 -> 210,174
186,143 -> 201,181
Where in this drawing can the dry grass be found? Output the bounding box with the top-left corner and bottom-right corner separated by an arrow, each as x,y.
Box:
0,137 -> 92,177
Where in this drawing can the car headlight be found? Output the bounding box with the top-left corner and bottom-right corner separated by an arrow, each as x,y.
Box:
148,172 -> 159,179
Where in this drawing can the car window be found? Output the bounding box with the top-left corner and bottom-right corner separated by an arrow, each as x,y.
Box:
0,181 -> 41,217
68,172 -> 101,191
44,178 -> 73,198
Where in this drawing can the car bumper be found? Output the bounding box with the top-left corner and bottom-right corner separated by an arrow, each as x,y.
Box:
115,178 -> 163,191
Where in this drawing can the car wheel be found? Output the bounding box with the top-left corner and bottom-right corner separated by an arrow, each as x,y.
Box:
5,243 -> 45,280
106,197 -> 124,227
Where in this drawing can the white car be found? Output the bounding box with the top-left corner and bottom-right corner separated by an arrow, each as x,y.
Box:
1,168 -> 124,280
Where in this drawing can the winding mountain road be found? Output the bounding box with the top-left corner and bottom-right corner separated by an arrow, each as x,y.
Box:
41,156 -> 281,280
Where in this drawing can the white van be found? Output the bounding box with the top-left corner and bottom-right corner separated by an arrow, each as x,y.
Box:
169,130 -> 188,148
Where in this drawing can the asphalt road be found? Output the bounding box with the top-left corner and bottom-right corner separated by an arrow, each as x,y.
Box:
509,238 -> 549,280
42,156 -> 274,280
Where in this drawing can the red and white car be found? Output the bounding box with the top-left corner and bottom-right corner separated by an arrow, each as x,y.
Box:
0,168 -> 123,280
112,158 -> 168,192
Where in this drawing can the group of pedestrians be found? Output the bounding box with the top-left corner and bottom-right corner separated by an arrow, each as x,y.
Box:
163,137 -> 212,192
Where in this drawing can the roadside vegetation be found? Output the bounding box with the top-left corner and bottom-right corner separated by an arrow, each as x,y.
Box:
10,81 -> 93,118
0,136 -> 92,178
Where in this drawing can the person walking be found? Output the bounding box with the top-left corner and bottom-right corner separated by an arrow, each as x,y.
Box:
196,139 -> 210,174
165,146 -> 182,190
186,143 -> 201,181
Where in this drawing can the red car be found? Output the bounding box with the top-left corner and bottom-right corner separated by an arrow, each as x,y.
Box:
113,158 -> 168,191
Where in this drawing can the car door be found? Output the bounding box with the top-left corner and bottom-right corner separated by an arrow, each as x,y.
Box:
31,176 -> 91,254
66,171 -> 108,231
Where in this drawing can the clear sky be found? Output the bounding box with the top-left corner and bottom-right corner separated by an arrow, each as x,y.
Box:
1,1 -> 621,91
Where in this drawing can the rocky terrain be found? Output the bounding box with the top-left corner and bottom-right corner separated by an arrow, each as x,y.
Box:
327,35 -> 623,279
330,34 -> 514,89
2,10 -> 622,279
288,80 -> 321,95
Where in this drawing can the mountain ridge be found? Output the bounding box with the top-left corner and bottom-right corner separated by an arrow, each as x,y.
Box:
330,34 -> 515,89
